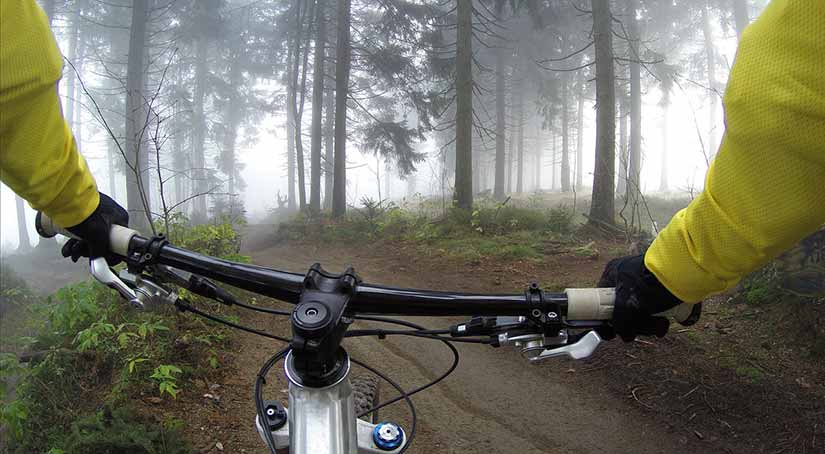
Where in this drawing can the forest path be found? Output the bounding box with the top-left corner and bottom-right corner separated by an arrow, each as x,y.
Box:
209,223 -> 702,454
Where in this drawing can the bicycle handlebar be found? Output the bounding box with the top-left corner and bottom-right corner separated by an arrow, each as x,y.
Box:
34,212 -> 697,321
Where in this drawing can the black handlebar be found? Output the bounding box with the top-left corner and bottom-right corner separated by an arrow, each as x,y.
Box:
128,235 -> 565,317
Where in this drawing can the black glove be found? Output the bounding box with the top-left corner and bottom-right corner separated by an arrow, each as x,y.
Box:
597,254 -> 682,342
62,193 -> 129,265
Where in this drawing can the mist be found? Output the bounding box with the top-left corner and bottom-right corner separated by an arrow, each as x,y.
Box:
1,0 -> 760,250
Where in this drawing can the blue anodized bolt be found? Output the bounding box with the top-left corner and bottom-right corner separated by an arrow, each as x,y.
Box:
373,421 -> 404,451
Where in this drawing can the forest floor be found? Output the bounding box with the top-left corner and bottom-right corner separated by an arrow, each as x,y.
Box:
3,223 -> 823,453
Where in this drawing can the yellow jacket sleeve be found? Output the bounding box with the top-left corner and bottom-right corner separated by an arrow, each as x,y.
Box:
645,0 -> 825,303
0,0 -> 98,228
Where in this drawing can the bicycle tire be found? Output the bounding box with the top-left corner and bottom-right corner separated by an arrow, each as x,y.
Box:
351,375 -> 380,424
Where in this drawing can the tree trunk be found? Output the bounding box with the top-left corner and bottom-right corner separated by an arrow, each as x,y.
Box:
576,73 -> 584,189
493,18 -> 506,200
331,0 -> 351,217
617,80 -> 627,195
384,159 -> 391,200
454,0 -> 473,209
627,0 -> 642,208
124,0 -> 151,231
191,22 -> 209,222
65,0 -> 81,130
659,98 -> 669,192
323,86 -> 335,210
15,196 -> 31,252
701,2 -> 717,160
561,76 -> 571,192
535,131 -> 542,190
506,114 -> 513,194
550,126 -> 556,190
309,0 -> 326,214
323,2 -> 336,211
43,0 -> 56,23
291,0 -> 313,212
221,60 -> 243,203
286,44 -> 297,211
516,87 -> 524,194
732,0 -> 749,39
588,0 -> 616,226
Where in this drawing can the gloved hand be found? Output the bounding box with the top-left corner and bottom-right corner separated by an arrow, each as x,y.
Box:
597,254 -> 683,342
62,193 -> 129,265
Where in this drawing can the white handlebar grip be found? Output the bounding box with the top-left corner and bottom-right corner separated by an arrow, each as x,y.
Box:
35,212 -> 138,258
565,287 -> 698,324
109,225 -> 138,257
565,288 -> 616,320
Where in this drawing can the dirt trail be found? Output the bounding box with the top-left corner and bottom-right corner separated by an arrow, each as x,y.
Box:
208,224 -> 704,454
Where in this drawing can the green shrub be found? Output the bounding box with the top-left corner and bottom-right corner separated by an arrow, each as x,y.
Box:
161,213 -> 249,262
61,406 -> 191,454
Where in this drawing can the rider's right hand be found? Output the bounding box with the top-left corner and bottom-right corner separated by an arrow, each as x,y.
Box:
62,192 -> 129,265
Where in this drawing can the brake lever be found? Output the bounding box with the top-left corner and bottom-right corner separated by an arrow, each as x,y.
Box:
90,257 -> 143,308
529,331 -> 602,362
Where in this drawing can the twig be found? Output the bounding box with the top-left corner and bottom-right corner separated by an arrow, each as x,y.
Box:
680,385 -> 700,400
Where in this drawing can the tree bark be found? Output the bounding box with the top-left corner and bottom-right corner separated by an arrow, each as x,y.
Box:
561,75 -> 571,192
659,98 -> 669,191
309,0 -> 326,214
42,0 -> 56,24
550,126 -> 556,190
323,85 -> 335,210
576,73 -> 584,189
192,37 -> 208,222
627,0 -> 642,207
124,0 -> 151,231
617,93 -> 627,196
331,0 -> 351,217
65,0 -> 81,131
291,0 -> 313,212
221,58 -> 243,200
15,196 -> 31,252
588,0 -> 616,226
454,0 -> 473,209
701,2 -> 717,160
515,87 -> 524,194
286,44 -> 297,211
493,3 -> 506,200
506,109 -> 513,194
535,131 -> 542,190
732,0 -> 749,39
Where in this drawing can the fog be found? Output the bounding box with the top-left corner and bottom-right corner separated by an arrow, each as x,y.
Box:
1,0 -> 765,251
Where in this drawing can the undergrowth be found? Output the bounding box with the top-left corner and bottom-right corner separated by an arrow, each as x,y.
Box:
0,215 -> 249,453
276,197 -> 577,261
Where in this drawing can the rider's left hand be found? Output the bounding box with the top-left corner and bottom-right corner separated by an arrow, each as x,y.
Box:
597,253 -> 684,342
62,192 -> 129,265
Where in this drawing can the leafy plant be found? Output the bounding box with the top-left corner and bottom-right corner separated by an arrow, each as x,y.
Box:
150,364 -> 183,399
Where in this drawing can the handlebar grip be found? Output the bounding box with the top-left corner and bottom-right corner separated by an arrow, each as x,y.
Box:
35,211 -> 138,258
564,288 -> 699,325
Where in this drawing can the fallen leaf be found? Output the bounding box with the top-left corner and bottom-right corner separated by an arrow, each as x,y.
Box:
216,442 -> 224,451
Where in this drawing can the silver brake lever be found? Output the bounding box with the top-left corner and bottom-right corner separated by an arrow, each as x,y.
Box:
529,331 -> 603,362
90,257 -> 143,309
